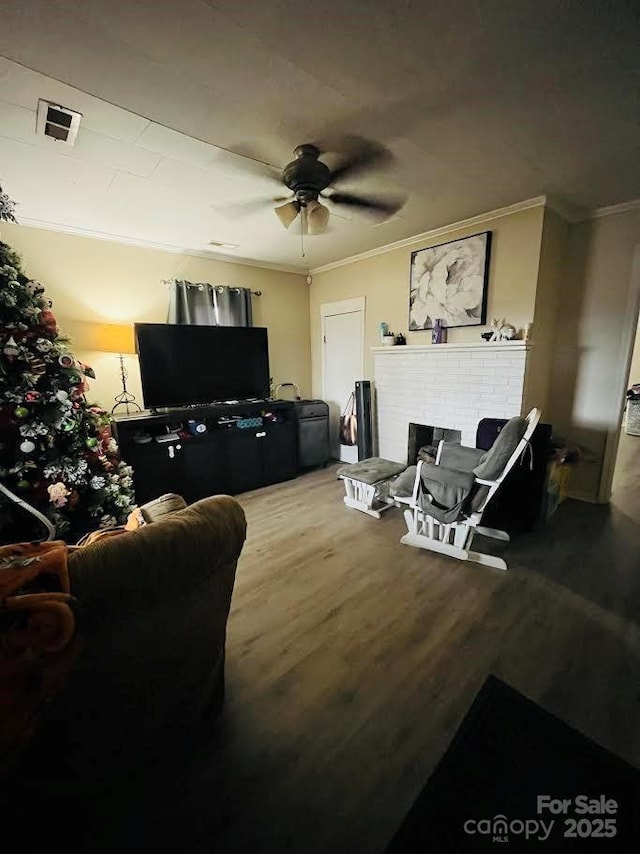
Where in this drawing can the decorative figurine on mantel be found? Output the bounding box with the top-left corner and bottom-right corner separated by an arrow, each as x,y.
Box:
432,318 -> 447,344
484,318 -> 517,342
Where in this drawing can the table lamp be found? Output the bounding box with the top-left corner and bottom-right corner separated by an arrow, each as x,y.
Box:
94,323 -> 141,415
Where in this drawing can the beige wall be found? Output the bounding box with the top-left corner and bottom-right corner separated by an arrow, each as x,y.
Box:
522,207 -> 568,415
309,205 -> 545,396
549,207 -> 640,501
6,201 -> 636,505
1,223 -> 310,409
627,316 -> 640,386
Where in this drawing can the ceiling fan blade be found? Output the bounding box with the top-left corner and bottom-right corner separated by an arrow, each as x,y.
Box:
326,191 -> 405,217
216,195 -> 291,219
325,136 -> 394,184
216,144 -> 283,185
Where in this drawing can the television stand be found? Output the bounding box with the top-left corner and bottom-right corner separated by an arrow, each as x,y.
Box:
112,400 -> 298,505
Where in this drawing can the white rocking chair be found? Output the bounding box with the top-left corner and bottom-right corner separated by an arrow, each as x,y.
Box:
398,408 -> 541,571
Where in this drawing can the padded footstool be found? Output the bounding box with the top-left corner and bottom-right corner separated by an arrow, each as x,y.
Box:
336,457 -> 407,518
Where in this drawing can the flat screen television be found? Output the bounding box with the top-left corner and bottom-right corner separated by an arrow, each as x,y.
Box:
134,323 -> 270,409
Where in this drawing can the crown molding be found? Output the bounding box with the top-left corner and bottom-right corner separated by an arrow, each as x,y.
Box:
14,217 -> 306,276
16,195 -> 637,279
543,195 -> 586,223
589,198 -> 640,220
309,196 -> 547,275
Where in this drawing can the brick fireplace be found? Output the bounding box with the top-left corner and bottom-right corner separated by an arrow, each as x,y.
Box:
373,342 -> 531,463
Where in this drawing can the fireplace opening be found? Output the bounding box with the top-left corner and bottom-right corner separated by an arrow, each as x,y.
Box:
407,423 -> 462,466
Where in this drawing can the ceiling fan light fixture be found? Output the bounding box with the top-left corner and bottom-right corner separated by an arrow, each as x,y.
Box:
274,200 -> 300,229
306,200 -> 330,235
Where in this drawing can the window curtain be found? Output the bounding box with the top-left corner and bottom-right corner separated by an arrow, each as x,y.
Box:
167,281 -> 253,326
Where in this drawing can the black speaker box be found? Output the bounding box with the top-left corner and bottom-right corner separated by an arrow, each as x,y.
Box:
355,380 -> 373,461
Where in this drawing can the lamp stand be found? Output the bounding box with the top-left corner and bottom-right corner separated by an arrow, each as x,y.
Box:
111,353 -> 142,415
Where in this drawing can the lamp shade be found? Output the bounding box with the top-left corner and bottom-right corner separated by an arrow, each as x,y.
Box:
92,323 -> 136,355
274,200 -> 300,229
306,200 -> 330,235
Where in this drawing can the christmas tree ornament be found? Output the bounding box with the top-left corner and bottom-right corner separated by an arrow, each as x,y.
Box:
14,405 -> 29,419
35,338 -> 53,353
85,437 -> 99,449
58,353 -> 74,369
40,309 -> 58,334
47,482 -> 70,508
24,391 -> 41,402
19,439 -> 36,454
30,358 -> 47,376
25,280 -> 45,296
55,389 -> 70,403
3,335 -> 20,360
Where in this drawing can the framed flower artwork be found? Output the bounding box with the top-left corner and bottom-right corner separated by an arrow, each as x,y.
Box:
408,231 -> 492,330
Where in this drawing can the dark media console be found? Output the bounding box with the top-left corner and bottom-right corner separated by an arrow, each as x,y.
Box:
112,400 -> 298,505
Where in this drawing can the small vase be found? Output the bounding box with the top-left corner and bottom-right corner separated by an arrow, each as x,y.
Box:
432,319 -> 447,344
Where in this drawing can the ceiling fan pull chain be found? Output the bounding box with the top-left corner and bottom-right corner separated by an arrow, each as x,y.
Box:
300,207 -> 305,257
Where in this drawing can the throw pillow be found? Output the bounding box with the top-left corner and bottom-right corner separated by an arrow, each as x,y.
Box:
473,416 -> 528,481
389,466 -> 417,498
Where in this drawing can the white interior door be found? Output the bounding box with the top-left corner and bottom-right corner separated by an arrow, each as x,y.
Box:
322,299 -> 364,462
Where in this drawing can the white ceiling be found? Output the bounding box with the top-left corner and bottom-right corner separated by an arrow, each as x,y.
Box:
0,0 -> 638,272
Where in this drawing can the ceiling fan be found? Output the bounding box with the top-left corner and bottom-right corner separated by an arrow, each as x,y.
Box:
231,136 -> 406,235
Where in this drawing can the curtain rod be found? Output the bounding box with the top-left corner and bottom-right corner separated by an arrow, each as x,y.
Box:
161,279 -> 261,296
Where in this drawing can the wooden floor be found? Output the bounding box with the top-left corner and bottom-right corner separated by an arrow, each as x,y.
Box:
126,439 -> 640,853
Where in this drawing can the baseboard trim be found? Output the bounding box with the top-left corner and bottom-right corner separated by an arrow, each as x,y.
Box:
566,489 -> 601,504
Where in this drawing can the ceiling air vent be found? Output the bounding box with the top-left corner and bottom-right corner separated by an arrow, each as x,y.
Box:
36,99 -> 82,146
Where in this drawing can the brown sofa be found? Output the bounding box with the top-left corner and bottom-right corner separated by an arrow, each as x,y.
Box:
4,493 -> 246,801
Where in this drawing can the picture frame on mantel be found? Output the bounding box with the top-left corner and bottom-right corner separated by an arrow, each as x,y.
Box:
408,230 -> 492,330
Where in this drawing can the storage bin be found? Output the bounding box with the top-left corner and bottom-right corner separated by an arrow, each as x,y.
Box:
625,399 -> 640,436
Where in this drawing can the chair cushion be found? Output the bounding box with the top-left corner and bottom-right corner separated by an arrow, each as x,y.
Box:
473,416 -> 528,480
418,464 -> 476,524
336,457 -> 406,485
389,465 -> 418,497
438,443 -> 485,472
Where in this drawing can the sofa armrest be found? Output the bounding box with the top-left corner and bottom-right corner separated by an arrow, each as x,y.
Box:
38,495 -> 248,781
67,495 -> 246,612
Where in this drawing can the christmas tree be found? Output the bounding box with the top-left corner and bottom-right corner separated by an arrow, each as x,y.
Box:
0,184 -> 135,541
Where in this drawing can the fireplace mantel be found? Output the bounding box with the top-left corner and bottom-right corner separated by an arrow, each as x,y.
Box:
372,341 -> 531,354
373,341 -> 531,462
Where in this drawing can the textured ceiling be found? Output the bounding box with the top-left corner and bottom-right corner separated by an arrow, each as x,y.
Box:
0,0 -> 638,271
